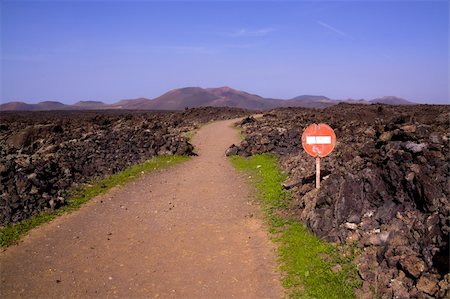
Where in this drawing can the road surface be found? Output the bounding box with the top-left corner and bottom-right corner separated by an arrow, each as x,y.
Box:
0,118 -> 282,298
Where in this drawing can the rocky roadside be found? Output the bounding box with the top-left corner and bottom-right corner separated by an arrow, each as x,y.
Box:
0,107 -> 249,226
226,104 -> 449,298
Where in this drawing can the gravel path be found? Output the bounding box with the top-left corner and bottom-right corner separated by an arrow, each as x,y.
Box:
0,118 -> 282,298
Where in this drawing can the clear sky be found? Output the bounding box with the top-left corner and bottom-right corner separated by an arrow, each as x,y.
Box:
1,0 -> 448,104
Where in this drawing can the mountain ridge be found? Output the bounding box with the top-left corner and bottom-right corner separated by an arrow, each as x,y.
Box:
370,96 -> 416,105
0,87 -> 420,111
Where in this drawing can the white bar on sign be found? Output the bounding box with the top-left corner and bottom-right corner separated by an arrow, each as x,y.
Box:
316,136 -> 332,144
306,136 -> 332,145
306,136 -> 317,144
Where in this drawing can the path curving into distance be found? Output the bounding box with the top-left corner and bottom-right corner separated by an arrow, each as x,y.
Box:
0,118 -> 282,298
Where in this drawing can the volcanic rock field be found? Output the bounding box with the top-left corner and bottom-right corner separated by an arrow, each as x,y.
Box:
227,104 -> 449,298
0,107 -> 248,225
1,104 -> 449,298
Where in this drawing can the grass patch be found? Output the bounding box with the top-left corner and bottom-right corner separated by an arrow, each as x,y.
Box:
0,155 -> 189,248
229,154 -> 361,298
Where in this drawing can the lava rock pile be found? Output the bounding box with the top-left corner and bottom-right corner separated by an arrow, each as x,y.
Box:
0,107 -> 249,226
227,104 -> 449,298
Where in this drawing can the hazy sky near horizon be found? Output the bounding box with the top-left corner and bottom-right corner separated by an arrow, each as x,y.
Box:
1,0 -> 448,104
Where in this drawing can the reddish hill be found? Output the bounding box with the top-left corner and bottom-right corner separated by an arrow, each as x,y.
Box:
206,87 -> 276,109
73,101 -> 107,109
142,87 -> 337,110
0,102 -> 35,111
141,87 -> 218,110
110,98 -> 152,110
284,95 -> 338,108
0,101 -> 69,111
370,96 -> 416,105
35,101 -> 69,110
1,87 -> 422,111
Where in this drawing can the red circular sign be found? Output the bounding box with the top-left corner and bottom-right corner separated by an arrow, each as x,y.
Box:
301,123 -> 336,158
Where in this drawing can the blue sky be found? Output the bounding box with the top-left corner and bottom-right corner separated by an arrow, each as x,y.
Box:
1,0 -> 448,104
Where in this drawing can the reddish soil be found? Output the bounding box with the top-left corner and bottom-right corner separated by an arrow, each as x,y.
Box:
0,119 -> 282,298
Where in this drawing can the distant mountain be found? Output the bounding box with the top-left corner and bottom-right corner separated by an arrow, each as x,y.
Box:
0,101 -> 35,111
35,101 -> 69,110
107,87 -> 279,110
370,96 -> 416,105
145,87 -> 337,110
343,99 -> 370,105
290,95 -> 330,102
73,101 -> 106,109
0,87 -> 421,111
284,95 -> 338,108
205,87 -> 274,110
0,101 -> 69,111
144,87 -> 218,110
110,98 -> 152,110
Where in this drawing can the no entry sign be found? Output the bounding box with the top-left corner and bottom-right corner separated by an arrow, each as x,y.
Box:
301,123 -> 336,158
301,123 -> 336,189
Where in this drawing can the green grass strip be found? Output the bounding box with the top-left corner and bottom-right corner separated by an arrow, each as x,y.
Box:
229,154 -> 361,298
0,155 -> 190,248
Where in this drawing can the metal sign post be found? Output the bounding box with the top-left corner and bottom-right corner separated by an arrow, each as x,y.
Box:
316,157 -> 321,189
301,123 -> 336,189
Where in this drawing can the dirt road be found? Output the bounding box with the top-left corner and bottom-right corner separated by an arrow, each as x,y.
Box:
0,119 -> 282,298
